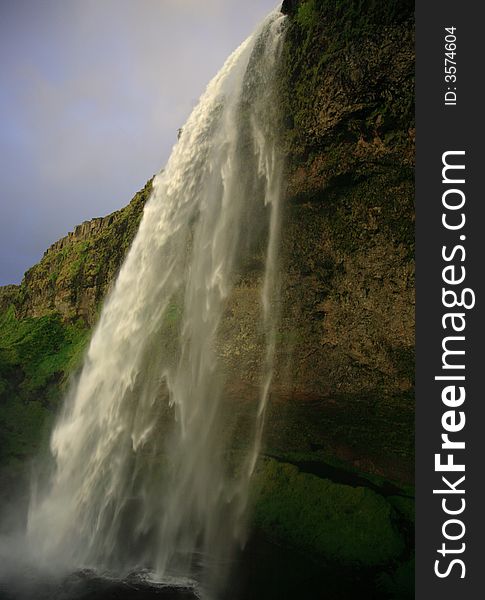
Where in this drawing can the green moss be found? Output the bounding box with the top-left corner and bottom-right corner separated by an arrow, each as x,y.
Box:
294,1 -> 413,40
0,397 -> 51,462
0,307 -> 89,466
165,302 -> 182,325
378,555 -> 414,599
279,0 -> 414,178
252,458 -> 405,566
14,179 -> 153,326
269,449 -> 415,497
0,308 -> 88,395
295,0 -> 319,28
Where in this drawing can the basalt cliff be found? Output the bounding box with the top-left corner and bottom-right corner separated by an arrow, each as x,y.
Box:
0,1 -> 414,596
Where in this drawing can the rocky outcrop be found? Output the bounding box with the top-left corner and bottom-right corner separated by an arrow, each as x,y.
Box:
0,286 -> 19,314
4,179 -> 152,326
0,0 -> 414,483
43,216 -> 121,256
220,0 -> 415,481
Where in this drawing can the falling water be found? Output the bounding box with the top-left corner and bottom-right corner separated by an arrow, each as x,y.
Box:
27,10 -> 286,597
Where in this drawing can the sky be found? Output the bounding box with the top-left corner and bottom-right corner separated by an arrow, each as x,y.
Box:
0,0 -> 278,285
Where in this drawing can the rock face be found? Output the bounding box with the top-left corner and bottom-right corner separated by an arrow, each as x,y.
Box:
222,0 -> 415,480
0,286 -> 19,314
4,180 -> 152,326
0,0 -> 414,482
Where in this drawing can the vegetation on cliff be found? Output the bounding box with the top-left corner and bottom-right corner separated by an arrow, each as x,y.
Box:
0,308 -> 88,466
3,179 -> 152,327
0,1 -> 414,596
269,0 -> 415,478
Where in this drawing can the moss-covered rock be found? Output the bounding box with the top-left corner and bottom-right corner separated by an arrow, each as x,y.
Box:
0,308 -> 88,466
252,458 -> 406,566
8,179 -> 152,326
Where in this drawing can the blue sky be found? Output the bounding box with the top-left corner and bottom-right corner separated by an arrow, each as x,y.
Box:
0,0 -> 277,285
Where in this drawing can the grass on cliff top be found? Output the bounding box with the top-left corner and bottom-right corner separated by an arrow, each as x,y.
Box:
291,0 -> 414,67
0,307 -> 88,396
0,307 -> 89,465
18,179 -> 152,326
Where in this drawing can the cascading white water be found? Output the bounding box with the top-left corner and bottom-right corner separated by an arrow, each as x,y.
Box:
28,9 -> 286,597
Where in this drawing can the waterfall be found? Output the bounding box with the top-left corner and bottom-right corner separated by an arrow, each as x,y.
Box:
27,9 -> 286,596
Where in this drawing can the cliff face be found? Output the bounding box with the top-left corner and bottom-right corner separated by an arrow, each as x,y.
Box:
0,0 -> 414,483
0,2 -> 414,591
3,180 -> 152,326
222,0 -> 415,480
0,180 -> 151,477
